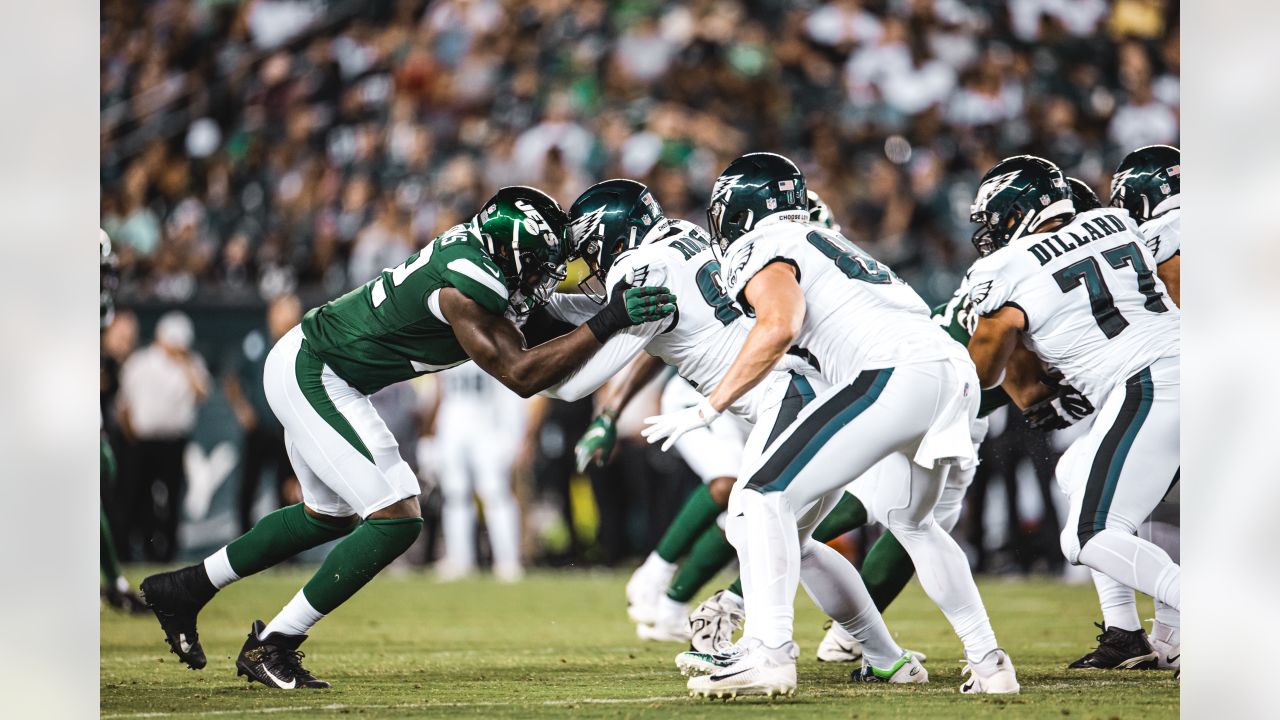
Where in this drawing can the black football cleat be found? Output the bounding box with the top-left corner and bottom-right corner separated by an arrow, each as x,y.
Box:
1067,622 -> 1158,670
236,620 -> 330,689
139,565 -> 217,670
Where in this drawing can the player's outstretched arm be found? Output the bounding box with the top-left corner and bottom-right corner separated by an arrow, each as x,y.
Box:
968,305 -> 1027,390
439,286 -> 675,398
641,262 -> 805,451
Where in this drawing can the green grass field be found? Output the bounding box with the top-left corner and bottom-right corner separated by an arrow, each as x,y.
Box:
101,568 -> 1177,719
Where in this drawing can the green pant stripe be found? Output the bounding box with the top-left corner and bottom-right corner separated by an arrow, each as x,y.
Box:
1094,368 -> 1154,530
296,338 -> 375,464
1078,366 -> 1154,546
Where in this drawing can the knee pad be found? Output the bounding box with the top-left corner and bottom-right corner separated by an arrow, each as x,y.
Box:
365,516 -> 425,557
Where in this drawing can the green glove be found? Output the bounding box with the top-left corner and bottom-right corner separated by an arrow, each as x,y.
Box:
585,284 -> 677,342
574,413 -> 618,472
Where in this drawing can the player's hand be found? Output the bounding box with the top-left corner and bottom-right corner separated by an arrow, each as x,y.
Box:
1023,385 -> 1094,431
622,286 -> 676,325
641,397 -> 720,452
574,413 -> 617,472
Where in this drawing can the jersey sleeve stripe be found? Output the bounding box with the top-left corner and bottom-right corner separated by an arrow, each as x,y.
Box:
447,258 -> 509,299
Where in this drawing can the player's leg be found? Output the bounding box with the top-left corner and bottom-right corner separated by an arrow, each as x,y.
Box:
437,429 -> 477,580
692,368 -> 928,697
473,439 -> 522,582
1062,361 -> 1180,613
1142,497 -> 1180,668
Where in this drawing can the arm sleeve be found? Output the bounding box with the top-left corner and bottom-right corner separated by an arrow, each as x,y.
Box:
544,293 -> 601,326
539,326 -> 661,401
440,246 -> 510,317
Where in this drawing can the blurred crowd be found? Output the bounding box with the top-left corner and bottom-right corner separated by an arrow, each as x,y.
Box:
101,0 -> 1178,306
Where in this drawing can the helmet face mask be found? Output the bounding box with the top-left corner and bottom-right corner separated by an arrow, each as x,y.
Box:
567,179 -> 668,305
969,156 -> 1074,257
707,153 -> 808,253
475,186 -> 568,324
806,189 -> 840,232
1109,145 -> 1180,223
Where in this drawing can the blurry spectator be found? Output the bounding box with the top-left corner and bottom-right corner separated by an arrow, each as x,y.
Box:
806,0 -> 883,49
1108,77 -> 1178,152
224,294 -> 302,535
116,311 -> 210,561
349,197 -> 415,285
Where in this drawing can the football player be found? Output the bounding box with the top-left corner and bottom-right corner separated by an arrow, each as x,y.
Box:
1068,148 -> 1182,671
645,153 -> 1017,697
965,156 -> 1180,678
571,190 -> 838,644
544,181 -> 923,687
138,187 -> 676,689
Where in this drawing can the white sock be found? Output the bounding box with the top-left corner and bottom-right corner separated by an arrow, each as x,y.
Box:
736,490 -> 800,648
1078,528 -> 1180,611
890,518 -> 997,663
480,488 -> 521,576
799,539 -> 902,668
655,594 -> 688,625
1153,600 -> 1180,632
261,589 -> 325,638
203,547 -> 241,590
1091,569 -> 1141,631
114,576 -> 131,594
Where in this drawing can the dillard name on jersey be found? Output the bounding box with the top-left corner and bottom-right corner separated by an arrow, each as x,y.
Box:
1025,213 -> 1129,266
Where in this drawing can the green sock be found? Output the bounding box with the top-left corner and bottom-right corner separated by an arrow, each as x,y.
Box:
225,503 -> 354,578
727,576 -> 743,597
667,525 -> 737,603
862,531 -> 918,612
302,517 -> 423,614
101,508 -> 123,588
654,484 -> 722,563
811,492 -> 869,543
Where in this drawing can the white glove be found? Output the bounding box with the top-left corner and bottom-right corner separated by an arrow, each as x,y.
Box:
642,397 -> 721,452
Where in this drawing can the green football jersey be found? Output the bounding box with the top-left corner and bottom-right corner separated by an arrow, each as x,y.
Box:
301,224 -> 511,395
931,280 -> 1010,417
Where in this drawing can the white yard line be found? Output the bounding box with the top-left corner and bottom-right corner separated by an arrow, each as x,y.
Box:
100,695 -> 689,718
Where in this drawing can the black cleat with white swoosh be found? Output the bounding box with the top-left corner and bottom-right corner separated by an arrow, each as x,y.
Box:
139,565 -> 217,670
1067,622 -> 1158,670
236,620 -> 330,689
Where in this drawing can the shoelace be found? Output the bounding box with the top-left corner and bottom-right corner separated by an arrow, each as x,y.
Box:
267,646 -> 310,680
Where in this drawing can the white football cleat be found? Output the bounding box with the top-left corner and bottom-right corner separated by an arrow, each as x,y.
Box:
816,622 -> 862,662
687,639 -> 798,699
850,653 -> 929,684
637,596 -> 691,642
1149,623 -> 1180,669
816,622 -> 927,663
625,554 -> 676,625
960,648 -> 1020,695
676,645 -> 743,677
688,590 -> 744,655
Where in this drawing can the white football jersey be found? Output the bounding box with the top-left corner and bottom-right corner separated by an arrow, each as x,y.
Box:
966,207 -> 1180,403
722,218 -> 952,386
546,219 -> 798,420
1138,207 -> 1180,265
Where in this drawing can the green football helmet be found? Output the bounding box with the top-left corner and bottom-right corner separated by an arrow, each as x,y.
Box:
1110,145 -> 1180,223
707,152 -> 808,252
474,186 -> 569,322
1067,177 -> 1102,212
806,189 -> 841,232
567,179 -> 670,304
969,155 -> 1074,256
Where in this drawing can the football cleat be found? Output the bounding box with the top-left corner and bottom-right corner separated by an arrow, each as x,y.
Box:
850,653 -> 928,684
687,639 -> 798,699
1068,622 -> 1158,670
636,610 -> 692,643
960,649 -> 1020,694
1149,623 -> 1180,670
817,621 -> 927,664
688,590 -> 744,656
235,620 -> 330,689
625,556 -> 675,625
676,645 -> 744,677
139,565 -> 217,670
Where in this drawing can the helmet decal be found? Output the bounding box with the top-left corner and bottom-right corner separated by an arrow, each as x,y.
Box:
711,174 -> 743,204
568,205 -> 607,246
972,170 -> 1021,215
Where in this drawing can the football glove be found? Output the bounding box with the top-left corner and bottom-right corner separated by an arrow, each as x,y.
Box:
1023,385 -> 1094,431
641,396 -> 720,452
574,413 -> 618,472
585,284 -> 676,342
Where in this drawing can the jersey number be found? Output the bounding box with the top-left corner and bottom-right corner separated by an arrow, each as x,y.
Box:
695,260 -> 742,326
1052,241 -> 1169,339
806,230 -> 897,285
371,241 -> 437,307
